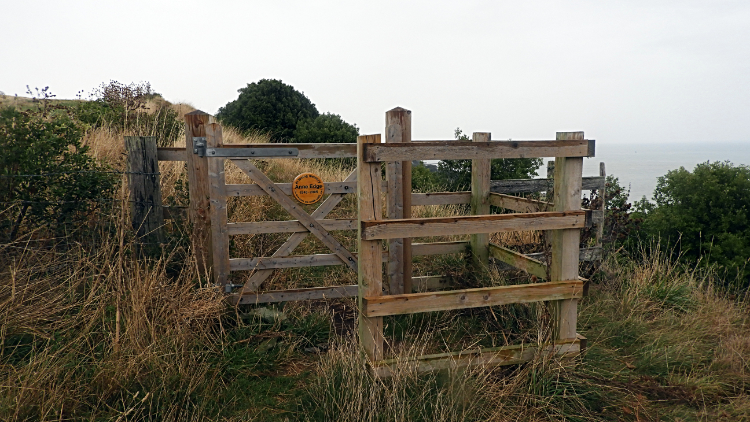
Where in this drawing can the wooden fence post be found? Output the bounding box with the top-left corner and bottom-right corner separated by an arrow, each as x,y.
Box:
184,110 -> 213,277
125,136 -> 164,248
470,132 -> 491,268
206,123 -> 230,289
385,107 -> 412,293
385,123 -> 404,294
358,134 -> 384,362
550,132 -> 583,341
597,162 -> 606,248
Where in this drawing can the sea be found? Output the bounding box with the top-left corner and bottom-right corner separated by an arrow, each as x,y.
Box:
572,141 -> 750,202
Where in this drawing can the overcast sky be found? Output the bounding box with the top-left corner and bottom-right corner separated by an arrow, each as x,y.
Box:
3,0 -> 749,144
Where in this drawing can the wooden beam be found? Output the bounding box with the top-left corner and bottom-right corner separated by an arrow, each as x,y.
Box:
526,246 -> 602,263
387,108 -> 413,293
361,211 -> 589,240
489,243 -> 547,279
372,335 -> 584,377
230,254 -> 347,270
362,140 -> 594,162
184,111 -> 212,276
225,181 -> 358,197
413,275 -> 454,292
363,280 -> 584,317
231,160 -> 358,272
471,132 -> 491,268
385,121 -> 405,294
125,136 -> 165,246
227,219 -> 356,235
412,241 -> 468,256
411,192 -> 471,206
206,124 -> 230,288
550,131 -> 584,342
490,176 -> 604,194
157,147 -> 187,161
239,169 -> 357,293
358,134 -> 384,362
230,285 -> 358,305
489,193 -> 551,213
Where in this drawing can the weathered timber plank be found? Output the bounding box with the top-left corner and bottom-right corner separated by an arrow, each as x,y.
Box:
363,280 -> 584,317
372,336 -> 583,377
232,160 -> 358,271
413,275 -> 454,292
386,123 -> 405,294
490,176 -> 604,194
358,134 -> 384,361
489,243 -> 547,279
239,169 -> 358,293
225,181 -> 358,197
227,219 -> 356,235
125,136 -> 165,245
230,285 -> 358,305
411,192 -> 471,206
387,108 -> 414,293
412,241 -> 468,256
550,131 -> 584,341
363,140 -> 594,162
206,124 -> 230,287
526,246 -> 602,263
158,143 -> 357,160
361,211 -> 588,240
230,254 -> 346,270
184,111 -> 212,275
157,147 -> 187,161
489,193 -> 551,213
471,132 -> 491,268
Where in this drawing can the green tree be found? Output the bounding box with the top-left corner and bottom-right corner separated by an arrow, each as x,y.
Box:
0,107 -> 118,240
217,79 -> 319,141
293,113 -> 358,144
435,128 -> 543,190
639,161 -> 750,283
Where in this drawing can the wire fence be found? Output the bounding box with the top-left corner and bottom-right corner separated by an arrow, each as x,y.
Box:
0,170 -> 160,178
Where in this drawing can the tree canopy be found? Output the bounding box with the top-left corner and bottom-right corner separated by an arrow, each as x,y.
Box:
217,79 -> 319,141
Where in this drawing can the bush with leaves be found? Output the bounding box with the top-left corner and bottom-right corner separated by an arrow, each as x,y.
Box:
435,128 -> 542,190
635,161 -> 750,284
217,79 -> 319,141
0,106 -> 118,240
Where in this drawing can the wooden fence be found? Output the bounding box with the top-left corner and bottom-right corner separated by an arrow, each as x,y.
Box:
126,109 -> 606,307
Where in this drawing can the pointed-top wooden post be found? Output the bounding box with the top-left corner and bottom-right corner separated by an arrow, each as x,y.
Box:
184,110 -> 213,278
385,107 -> 412,293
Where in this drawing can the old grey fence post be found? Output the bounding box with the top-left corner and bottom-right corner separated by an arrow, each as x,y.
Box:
125,136 -> 165,247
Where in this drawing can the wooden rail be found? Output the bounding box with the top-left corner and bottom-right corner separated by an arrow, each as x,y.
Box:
363,280 -> 584,317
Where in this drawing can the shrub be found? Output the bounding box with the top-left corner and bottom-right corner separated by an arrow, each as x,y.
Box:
435,128 -> 542,190
293,112 -> 358,144
638,161 -> 750,284
217,79 -> 319,142
0,106 -> 118,240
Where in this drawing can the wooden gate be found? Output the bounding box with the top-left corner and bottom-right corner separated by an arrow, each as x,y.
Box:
356,131 -> 595,376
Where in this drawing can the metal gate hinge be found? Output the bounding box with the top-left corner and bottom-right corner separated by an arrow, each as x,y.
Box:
192,137 -> 207,157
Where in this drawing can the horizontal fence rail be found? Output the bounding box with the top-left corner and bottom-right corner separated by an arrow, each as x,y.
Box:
362,140 -> 595,162
361,211 -> 591,240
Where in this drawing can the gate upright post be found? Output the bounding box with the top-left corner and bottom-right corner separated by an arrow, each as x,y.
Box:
385,108 -> 412,293
470,132 -> 491,268
206,123 -> 230,289
184,110 -> 213,279
358,134 -> 384,361
550,132 -> 584,341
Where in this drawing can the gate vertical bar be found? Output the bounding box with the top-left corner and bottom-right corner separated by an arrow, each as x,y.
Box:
386,108 -> 413,293
358,134 -> 384,361
550,131 -> 584,341
385,124 -> 404,294
206,123 -> 230,289
184,110 -> 213,277
470,132 -> 491,267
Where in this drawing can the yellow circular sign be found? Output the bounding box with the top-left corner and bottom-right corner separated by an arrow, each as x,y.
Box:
292,173 -> 325,204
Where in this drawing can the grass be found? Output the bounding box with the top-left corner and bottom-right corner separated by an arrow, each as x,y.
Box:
1,98 -> 749,421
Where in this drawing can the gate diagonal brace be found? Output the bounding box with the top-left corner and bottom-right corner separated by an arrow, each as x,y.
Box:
239,168 -> 358,293
231,159 -> 359,273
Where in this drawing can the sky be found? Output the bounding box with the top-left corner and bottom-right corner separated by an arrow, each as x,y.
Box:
3,0 -> 750,145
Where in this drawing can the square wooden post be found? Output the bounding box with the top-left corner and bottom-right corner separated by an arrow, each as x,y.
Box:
358,134 -> 384,361
125,136 -> 165,248
385,123 -> 404,294
470,132 -> 491,268
184,110 -> 213,277
386,108 -> 412,293
206,123 -> 230,289
550,132 -> 584,341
